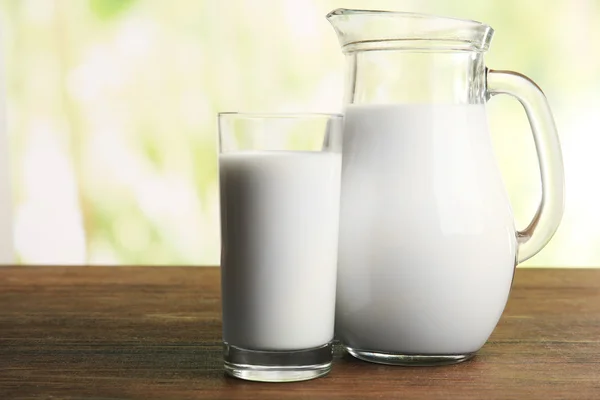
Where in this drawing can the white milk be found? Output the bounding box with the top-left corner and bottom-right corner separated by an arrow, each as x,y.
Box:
336,104 -> 517,355
220,151 -> 341,351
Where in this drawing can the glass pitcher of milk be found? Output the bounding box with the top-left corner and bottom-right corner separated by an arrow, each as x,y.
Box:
327,9 -> 564,365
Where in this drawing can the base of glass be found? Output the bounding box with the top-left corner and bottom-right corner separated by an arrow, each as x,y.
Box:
345,346 -> 476,366
223,342 -> 333,382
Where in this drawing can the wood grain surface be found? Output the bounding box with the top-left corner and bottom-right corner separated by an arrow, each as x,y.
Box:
0,266 -> 599,399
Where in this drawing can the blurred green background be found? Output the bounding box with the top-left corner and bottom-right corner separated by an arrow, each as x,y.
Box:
0,0 -> 598,266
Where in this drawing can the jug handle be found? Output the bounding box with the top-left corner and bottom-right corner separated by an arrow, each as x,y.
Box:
486,69 -> 565,263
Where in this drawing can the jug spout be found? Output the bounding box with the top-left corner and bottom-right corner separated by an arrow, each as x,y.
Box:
326,8 -> 494,53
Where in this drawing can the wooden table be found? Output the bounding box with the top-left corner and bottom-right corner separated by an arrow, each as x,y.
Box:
0,267 -> 599,399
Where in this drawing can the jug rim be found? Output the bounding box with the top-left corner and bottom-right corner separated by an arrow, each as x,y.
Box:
326,8 -> 486,26
326,8 -> 494,53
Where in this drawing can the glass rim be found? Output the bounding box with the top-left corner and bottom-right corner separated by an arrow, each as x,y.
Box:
218,112 -> 343,119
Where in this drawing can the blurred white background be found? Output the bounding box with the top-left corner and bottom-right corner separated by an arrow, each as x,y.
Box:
0,0 -> 598,266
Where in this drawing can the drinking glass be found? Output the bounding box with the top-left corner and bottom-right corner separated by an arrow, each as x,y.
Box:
218,113 -> 343,382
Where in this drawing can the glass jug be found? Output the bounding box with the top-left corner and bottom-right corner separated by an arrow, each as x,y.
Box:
327,9 -> 564,365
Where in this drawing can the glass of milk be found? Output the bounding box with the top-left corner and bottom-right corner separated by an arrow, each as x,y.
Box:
218,113 -> 343,382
